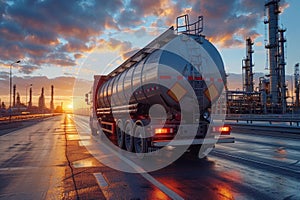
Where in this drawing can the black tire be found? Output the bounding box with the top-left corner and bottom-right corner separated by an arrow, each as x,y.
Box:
116,120 -> 125,149
134,125 -> 148,154
186,145 -> 211,159
184,145 -> 202,159
124,122 -> 134,152
90,120 -> 98,136
91,127 -> 98,136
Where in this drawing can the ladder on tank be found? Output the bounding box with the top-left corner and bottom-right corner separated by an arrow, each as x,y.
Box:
181,34 -> 206,121
177,14 -> 205,108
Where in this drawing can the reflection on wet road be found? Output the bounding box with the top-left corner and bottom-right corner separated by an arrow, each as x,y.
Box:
1,114 -> 299,199
149,131 -> 300,199
0,115 -> 66,199
74,115 -> 300,200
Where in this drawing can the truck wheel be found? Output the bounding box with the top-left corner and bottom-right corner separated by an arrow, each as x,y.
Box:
134,124 -> 148,154
186,145 -> 211,159
90,118 -> 98,136
185,145 -> 202,159
124,122 -> 134,152
91,127 -> 98,136
116,120 -> 125,149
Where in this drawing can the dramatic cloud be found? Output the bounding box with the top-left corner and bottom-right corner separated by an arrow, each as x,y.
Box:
0,0 -> 124,72
18,64 -> 40,74
0,72 -> 9,80
97,38 -> 136,60
0,0 -> 289,75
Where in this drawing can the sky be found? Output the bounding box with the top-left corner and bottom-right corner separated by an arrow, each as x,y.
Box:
0,0 -> 300,107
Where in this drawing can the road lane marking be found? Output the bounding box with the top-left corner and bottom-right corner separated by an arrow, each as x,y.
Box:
140,172 -> 184,200
91,137 -> 184,200
73,116 -> 184,200
94,173 -> 109,187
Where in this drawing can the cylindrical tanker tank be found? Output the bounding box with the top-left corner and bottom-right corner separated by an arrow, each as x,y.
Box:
96,34 -> 225,117
90,15 -> 233,156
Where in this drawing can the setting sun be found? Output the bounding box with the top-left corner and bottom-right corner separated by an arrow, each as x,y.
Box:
67,103 -> 73,110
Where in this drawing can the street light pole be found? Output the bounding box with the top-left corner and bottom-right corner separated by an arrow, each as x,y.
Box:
9,60 -> 21,121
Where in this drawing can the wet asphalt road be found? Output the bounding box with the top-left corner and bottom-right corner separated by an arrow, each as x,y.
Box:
0,116 -> 66,199
0,114 -> 300,199
75,115 -> 300,200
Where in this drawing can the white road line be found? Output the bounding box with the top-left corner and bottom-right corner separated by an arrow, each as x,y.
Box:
141,172 -> 184,200
92,138 -> 184,200
94,173 -> 109,187
73,116 -> 184,200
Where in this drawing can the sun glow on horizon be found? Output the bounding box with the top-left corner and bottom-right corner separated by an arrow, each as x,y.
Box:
67,103 -> 73,110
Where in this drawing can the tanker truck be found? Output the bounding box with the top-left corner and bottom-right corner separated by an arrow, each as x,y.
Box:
88,15 -> 234,156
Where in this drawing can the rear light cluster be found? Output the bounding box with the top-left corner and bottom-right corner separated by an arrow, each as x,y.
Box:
213,125 -> 231,135
154,125 -> 231,135
220,125 -> 231,135
155,128 -> 174,134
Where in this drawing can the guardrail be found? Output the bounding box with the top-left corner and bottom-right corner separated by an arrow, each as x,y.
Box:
226,114 -> 300,127
0,113 -> 62,124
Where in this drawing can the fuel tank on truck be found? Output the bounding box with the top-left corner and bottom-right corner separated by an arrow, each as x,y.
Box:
96,32 -> 226,116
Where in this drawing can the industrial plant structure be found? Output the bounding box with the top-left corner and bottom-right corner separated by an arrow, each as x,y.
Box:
226,0 -> 299,114
0,84 -> 58,115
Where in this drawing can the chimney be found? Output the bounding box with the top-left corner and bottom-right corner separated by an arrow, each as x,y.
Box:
28,86 -> 32,108
13,84 -> 16,107
50,85 -> 54,111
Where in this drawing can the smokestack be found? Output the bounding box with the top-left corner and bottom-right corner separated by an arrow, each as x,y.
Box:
38,87 -> 45,109
28,86 -> 32,108
50,85 -> 54,111
13,84 -> 16,107
16,92 -> 20,107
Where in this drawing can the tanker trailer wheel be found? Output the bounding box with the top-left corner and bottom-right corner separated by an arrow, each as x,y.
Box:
116,120 -> 125,149
186,144 -> 212,159
124,121 -> 134,152
133,121 -> 148,154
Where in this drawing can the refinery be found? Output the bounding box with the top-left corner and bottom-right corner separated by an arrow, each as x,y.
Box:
0,84 -> 62,115
226,0 -> 300,114
1,1 -> 300,199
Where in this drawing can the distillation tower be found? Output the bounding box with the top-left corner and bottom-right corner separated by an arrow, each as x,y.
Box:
264,0 -> 287,113
226,0 -> 288,114
242,37 -> 254,92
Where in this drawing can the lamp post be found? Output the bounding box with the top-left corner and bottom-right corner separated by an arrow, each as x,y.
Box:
9,60 -> 21,121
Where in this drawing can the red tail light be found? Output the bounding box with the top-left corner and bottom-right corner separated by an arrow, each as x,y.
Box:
219,125 -> 231,135
155,128 -> 174,134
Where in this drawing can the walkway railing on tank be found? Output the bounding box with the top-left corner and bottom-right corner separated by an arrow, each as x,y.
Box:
176,14 -> 203,36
